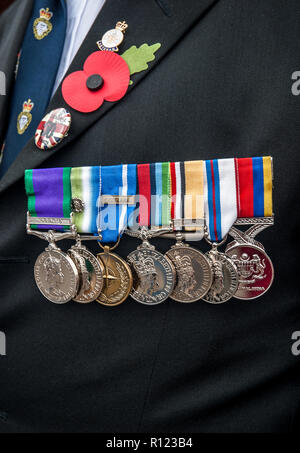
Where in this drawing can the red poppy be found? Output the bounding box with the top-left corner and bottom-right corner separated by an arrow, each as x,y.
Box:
62,51 -> 130,113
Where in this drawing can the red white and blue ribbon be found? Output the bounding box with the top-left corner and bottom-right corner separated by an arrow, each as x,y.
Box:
204,158 -> 237,241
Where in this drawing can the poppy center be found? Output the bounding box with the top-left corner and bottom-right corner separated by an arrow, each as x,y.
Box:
86,74 -> 104,91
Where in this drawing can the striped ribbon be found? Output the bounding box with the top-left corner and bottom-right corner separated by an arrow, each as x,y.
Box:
170,161 -> 204,232
204,157 -> 273,241
70,166 -> 100,234
138,162 -> 171,228
235,156 -> 273,218
24,156 -> 273,240
184,160 -> 204,231
204,158 -> 237,241
99,164 -> 137,242
170,162 -> 185,227
25,167 -> 71,230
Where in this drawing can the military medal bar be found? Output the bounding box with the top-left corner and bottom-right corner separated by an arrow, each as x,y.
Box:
24,156 -> 274,307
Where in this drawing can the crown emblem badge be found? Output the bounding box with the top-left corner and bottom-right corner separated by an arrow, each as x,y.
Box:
97,21 -> 128,52
17,99 -> 34,135
33,8 -> 53,40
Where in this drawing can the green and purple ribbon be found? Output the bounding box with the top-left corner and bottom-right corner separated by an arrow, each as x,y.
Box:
25,167 -> 71,230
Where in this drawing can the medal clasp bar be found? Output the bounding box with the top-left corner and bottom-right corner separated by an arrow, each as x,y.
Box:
125,225 -> 173,240
27,215 -> 73,227
100,195 -> 136,206
228,216 -> 275,251
161,219 -> 205,241
173,218 -> 204,230
75,231 -> 103,243
26,212 -> 77,247
233,216 -> 274,226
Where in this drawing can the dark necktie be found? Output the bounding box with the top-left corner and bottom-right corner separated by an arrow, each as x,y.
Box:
0,0 -> 67,178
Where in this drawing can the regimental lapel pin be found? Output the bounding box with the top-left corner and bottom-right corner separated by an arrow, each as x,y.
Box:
97,21 -> 128,52
33,8 -> 53,40
17,99 -> 34,135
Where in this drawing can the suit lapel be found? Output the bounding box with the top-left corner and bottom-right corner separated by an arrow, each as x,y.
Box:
0,0 -> 34,142
0,0 -> 219,194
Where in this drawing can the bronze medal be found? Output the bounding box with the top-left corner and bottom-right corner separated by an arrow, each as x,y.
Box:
97,245 -> 133,307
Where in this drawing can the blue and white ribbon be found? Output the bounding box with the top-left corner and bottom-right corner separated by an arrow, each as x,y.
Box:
99,164 -> 137,242
204,158 -> 237,241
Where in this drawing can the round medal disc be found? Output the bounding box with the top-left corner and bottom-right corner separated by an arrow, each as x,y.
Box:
34,249 -> 79,304
96,251 -> 133,306
166,245 -> 213,303
127,248 -> 176,305
101,28 -> 124,49
68,247 -> 104,304
225,244 -> 274,300
202,251 -> 239,304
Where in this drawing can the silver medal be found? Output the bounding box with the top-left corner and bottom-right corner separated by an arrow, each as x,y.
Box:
68,238 -> 104,304
126,227 -> 176,305
201,234 -> 239,304
29,229 -> 79,304
203,248 -> 238,304
165,233 -> 213,303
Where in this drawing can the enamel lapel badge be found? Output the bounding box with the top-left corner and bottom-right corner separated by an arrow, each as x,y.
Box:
97,21 -> 128,52
33,8 -> 53,40
35,108 -> 71,150
17,99 -> 34,135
